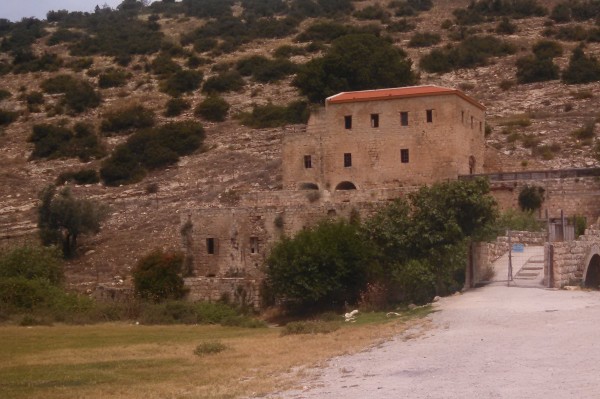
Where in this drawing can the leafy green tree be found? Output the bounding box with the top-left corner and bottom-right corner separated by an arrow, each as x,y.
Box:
38,185 -> 107,258
293,34 -> 417,102
133,248 -> 187,302
363,178 -> 497,303
518,185 -> 545,212
265,219 -> 375,310
0,245 -> 64,285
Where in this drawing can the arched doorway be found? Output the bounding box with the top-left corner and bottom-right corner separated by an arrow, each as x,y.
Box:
335,181 -> 357,190
584,253 -> 600,289
299,182 -> 319,190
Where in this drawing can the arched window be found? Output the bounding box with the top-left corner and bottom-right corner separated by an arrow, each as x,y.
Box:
335,181 -> 357,190
299,182 -> 319,190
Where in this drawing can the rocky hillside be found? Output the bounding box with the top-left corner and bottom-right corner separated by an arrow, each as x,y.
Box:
0,0 -> 598,291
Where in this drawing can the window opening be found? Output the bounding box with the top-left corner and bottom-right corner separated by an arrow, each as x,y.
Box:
304,155 -> 312,169
344,153 -> 352,167
426,109 -> 433,123
206,238 -> 216,255
461,111 -> 464,123
250,237 -> 259,254
344,115 -> 352,129
401,149 -> 409,163
400,111 -> 408,126
471,116 -> 474,128
370,113 -> 379,128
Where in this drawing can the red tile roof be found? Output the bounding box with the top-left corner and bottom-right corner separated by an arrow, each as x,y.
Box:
326,85 -> 485,110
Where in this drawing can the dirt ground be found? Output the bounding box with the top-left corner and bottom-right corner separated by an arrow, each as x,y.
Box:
269,285 -> 600,399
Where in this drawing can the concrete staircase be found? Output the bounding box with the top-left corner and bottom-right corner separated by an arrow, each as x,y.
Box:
514,255 -> 545,284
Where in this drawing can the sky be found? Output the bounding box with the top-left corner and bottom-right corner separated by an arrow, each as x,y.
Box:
0,1 -> 131,22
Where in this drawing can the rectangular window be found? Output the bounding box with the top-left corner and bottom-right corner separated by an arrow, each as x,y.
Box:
400,111 -> 408,126
426,109 -> 433,123
479,121 -> 482,132
250,237 -> 259,254
344,115 -> 352,129
461,111 -> 464,123
344,153 -> 352,167
400,149 -> 409,163
206,238 -> 216,255
370,113 -> 379,128
304,155 -> 312,169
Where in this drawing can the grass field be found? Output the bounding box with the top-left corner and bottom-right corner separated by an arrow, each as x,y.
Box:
0,308 -> 432,399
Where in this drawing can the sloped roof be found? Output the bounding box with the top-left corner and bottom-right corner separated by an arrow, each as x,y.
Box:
326,85 -> 486,110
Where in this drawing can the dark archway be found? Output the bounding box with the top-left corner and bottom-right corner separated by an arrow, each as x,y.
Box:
299,182 -> 319,190
335,181 -> 357,190
584,253 -> 600,289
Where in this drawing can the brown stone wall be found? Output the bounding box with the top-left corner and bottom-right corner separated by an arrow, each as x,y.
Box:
283,93 -> 485,191
490,177 -> 600,222
184,277 -> 260,308
548,229 -> 600,288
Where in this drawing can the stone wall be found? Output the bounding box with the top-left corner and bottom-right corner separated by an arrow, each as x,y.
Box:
491,177 -> 600,222
184,277 -> 260,308
547,229 -> 600,288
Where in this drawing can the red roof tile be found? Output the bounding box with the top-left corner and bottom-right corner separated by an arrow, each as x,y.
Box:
326,85 -> 485,110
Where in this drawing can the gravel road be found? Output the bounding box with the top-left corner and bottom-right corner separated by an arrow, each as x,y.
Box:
271,286 -> 600,399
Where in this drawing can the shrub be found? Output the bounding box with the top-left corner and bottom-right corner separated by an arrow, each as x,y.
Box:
239,101 -> 309,128
496,17 -> 517,34
353,4 -> 390,21
150,53 -> 182,77
161,69 -> 203,96
164,98 -> 191,117
387,19 -> 417,32
562,46 -> 600,84
28,122 -> 105,161
273,44 -> 307,58
47,28 -> 84,45
195,95 -> 230,122
295,21 -> 379,43
25,91 -> 44,111
408,32 -> 441,47
550,3 -> 572,22
194,341 -> 227,355
294,34 -> 417,102
532,40 -> 563,59
12,52 -> 64,74
499,79 -> 515,90
98,68 -> 131,88
0,109 -> 18,126
0,245 -> 64,285
236,55 -> 297,83
518,185 -> 545,212
101,104 -> 156,133
516,55 -> 559,83
64,80 -> 101,113
0,89 -> 11,101
133,249 -> 187,302
282,320 -> 340,335
41,74 -> 79,94
572,120 -> 596,140
496,208 -> 544,232
202,71 -> 245,93
56,168 -> 100,185
67,57 -> 93,72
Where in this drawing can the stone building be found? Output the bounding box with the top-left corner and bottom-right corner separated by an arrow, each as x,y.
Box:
184,85 -> 487,306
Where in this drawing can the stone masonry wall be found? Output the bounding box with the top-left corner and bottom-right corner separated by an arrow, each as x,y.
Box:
547,229 -> 600,288
184,277 -> 260,308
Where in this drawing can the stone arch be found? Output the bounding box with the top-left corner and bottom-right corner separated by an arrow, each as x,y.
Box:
583,244 -> 600,288
335,181 -> 357,190
298,182 -> 319,190
469,156 -> 476,174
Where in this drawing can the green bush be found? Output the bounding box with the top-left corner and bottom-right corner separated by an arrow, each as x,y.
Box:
239,101 -> 309,128
161,69 -> 203,97
353,4 -> 390,21
100,104 -> 156,134
67,57 -> 93,72
150,53 -> 182,77
41,74 -> 79,94
28,122 -> 105,161
282,320 -> 340,335
0,245 -> 64,285
0,109 -> 18,126
133,249 -> 187,302
495,208 -> 544,232
294,34 -> 417,102
236,55 -> 297,83
64,80 -> 101,113
202,71 -> 245,93
12,52 -> 63,74
195,95 -> 230,122
273,44 -> 307,58
164,98 -> 191,117
0,89 -> 11,101
98,68 -> 131,88
532,40 -> 563,59
387,19 -> 417,32
516,55 -> 559,83
496,16 -> 517,34
562,46 -> 600,84
408,32 -> 441,47
47,28 -> 84,45
518,185 -> 545,212
56,168 -> 100,185
194,341 -> 227,356
550,2 -> 572,22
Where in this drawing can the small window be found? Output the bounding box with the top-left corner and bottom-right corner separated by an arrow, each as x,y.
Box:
250,237 -> 259,254
426,109 -> 433,123
400,149 -> 409,163
471,116 -> 474,128
479,121 -> 482,132
206,238 -> 216,255
461,111 -> 464,123
304,155 -> 312,169
400,111 -> 408,126
344,153 -> 352,167
370,113 -> 379,128
344,115 -> 352,129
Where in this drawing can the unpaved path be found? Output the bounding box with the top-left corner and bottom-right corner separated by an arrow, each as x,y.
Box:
271,286 -> 600,398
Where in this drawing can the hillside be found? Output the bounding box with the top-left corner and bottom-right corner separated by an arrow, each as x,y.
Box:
0,0 -> 599,291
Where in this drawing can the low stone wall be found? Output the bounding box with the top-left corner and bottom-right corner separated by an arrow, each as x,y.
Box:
548,229 -> 600,288
184,277 -> 260,308
486,231 -> 547,263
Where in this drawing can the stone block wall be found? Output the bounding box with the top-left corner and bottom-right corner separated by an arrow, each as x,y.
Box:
548,229 -> 600,288
184,277 -> 260,308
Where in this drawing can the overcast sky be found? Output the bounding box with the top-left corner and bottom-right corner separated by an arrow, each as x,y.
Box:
0,1 -> 134,21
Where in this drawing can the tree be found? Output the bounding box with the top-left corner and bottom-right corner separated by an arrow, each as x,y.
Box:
516,55 -> 559,83
293,34 -> 418,102
362,178 -> 497,303
518,185 -> 545,212
38,185 -> 107,258
265,219 -> 375,311
562,45 -> 600,84
132,248 -> 187,301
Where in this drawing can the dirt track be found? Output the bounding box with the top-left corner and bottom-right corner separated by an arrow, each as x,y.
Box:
271,286 -> 600,399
